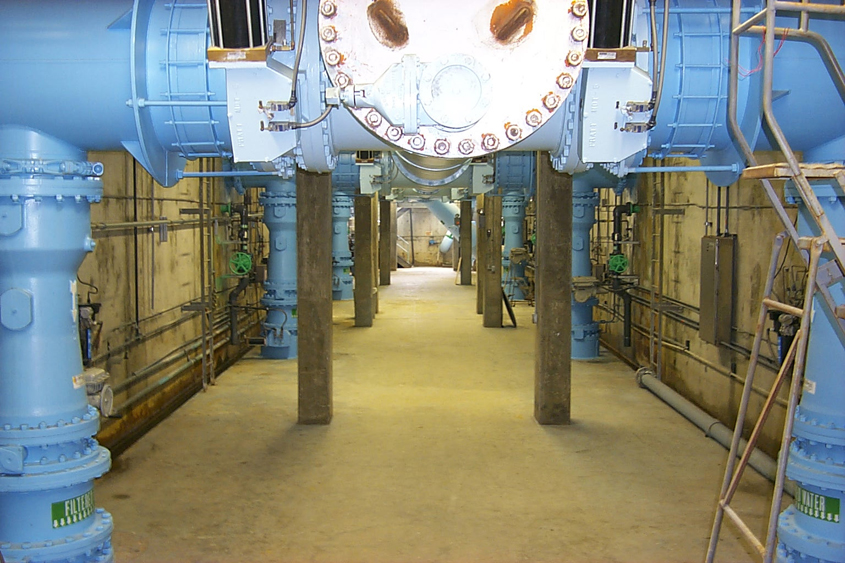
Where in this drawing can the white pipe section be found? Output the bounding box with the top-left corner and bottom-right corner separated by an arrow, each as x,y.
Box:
423,199 -> 477,260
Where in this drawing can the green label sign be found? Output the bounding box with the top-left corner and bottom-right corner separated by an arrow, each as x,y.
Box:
795,486 -> 840,523
52,490 -> 95,529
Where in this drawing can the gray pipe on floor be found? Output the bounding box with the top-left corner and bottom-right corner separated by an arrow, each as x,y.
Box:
636,368 -> 795,497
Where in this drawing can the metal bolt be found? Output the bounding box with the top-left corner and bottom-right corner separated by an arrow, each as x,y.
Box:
571,27 -> 588,42
525,110 -> 543,127
481,134 -> 499,151
386,126 -> 403,141
557,72 -> 575,89
324,50 -> 341,66
335,72 -> 351,88
366,111 -> 383,128
571,1 -> 588,18
409,135 -> 425,150
458,139 -> 475,155
543,93 -> 561,111
320,1 -> 337,17
320,26 -> 337,42
566,50 -> 584,66
434,139 -> 451,155
505,124 -> 522,141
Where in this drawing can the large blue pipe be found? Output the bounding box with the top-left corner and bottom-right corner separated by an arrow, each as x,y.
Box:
0,127 -> 113,562
0,0 -> 230,188
259,178 -> 298,359
495,153 -> 534,301
647,0 -> 845,184
331,154 -> 359,301
776,179 -> 845,563
571,174 -> 602,360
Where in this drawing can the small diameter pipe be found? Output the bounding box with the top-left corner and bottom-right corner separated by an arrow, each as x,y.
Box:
177,170 -> 281,178
637,369 -> 795,497
629,165 -> 739,173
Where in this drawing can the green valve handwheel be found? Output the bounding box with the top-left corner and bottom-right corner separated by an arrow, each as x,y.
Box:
608,253 -> 629,274
229,251 -> 253,275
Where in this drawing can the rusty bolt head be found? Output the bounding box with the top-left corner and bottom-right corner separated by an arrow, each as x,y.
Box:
320,1 -> 337,17
571,27 -> 587,42
386,126 -> 403,141
543,93 -> 561,111
434,139 -> 450,155
458,139 -> 475,155
409,135 -> 425,150
324,50 -> 341,66
525,110 -> 543,128
505,124 -> 522,141
571,1 -> 588,18
566,50 -> 584,66
481,134 -> 499,151
335,72 -> 351,88
320,26 -> 338,42
556,72 -> 575,89
366,110 -> 383,128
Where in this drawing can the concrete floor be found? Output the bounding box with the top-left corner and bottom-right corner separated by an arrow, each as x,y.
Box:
99,267 -> 774,562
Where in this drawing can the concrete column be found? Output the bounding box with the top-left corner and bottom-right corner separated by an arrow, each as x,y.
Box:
460,200 -> 473,285
354,194 -> 376,327
476,194 -> 485,314
534,154 -> 572,425
390,201 -> 398,271
379,198 -> 392,285
296,171 -> 333,425
372,196 -> 380,314
483,195 -> 503,328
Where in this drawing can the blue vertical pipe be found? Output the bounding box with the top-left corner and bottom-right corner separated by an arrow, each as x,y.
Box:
331,196 -> 354,300
571,174 -> 601,360
495,152 -> 534,301
502,194 -> 527,301
331,154 -> 359,301
0,127 -> 113,562
260,178 -> 298,359
777,172 -> 845,563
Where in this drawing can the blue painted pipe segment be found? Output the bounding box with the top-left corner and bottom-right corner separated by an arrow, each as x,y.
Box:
259,178 -> 298,359
776,181 -> 845,563
0,0 -> 230,188
0,127 -> 113,563
571,173 -> 602,360
330,154 -> 359,301
496,153 -> 535,301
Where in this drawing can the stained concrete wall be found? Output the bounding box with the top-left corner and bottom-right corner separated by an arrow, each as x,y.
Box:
80,152 -> 265,453
598,156 -> 801,457
395,204 -> 452,267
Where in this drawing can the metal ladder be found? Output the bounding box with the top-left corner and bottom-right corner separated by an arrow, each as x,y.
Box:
705,233 -> 825,563
705,0 -> 845,559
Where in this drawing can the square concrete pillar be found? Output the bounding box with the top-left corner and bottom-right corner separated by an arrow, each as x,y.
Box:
354,194 -> 377,327
534,154 -> 572,425
296,171 -> 333,425
482,195 -> 503,328
460,200 -> 473,286
379,198 -> 392,285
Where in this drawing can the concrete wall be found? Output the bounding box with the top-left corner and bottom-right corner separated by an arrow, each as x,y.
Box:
80,152 -> 266,453
396,205 -> 452,267
598,156 -> 802,457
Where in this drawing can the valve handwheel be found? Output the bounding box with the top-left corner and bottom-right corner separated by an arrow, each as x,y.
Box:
230,251 -> 253,276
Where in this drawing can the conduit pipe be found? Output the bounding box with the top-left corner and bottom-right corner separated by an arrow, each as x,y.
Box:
637,369 -> 795,497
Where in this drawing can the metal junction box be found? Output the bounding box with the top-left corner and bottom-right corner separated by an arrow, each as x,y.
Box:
700,235 -> 736,345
